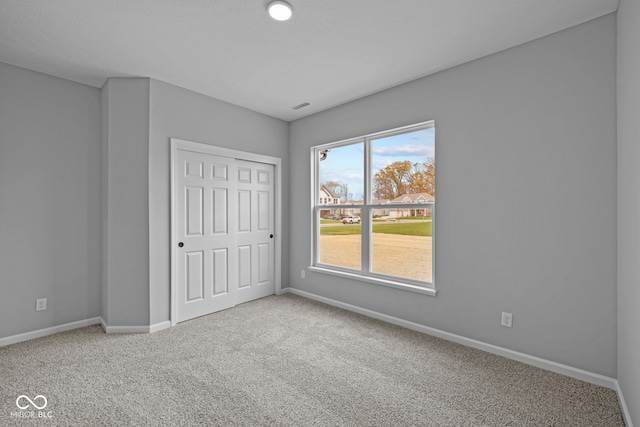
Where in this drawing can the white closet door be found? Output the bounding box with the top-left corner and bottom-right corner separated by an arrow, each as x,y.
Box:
235,160 -> 275,305
174,150 -> 275,323
175,150 -> 236,323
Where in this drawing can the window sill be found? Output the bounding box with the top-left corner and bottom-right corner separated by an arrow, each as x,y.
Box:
307,266 -> 437,297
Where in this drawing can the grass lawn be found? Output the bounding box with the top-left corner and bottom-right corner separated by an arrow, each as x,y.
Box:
321,221 -> 432,237
374,222 -> 432,236
389,216 -> 432,221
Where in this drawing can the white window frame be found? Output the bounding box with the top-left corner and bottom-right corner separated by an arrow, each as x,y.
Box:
309,121 -> 436,296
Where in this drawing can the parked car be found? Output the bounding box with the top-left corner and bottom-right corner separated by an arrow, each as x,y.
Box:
323,214 -> 341,220
342,216 -> 361,224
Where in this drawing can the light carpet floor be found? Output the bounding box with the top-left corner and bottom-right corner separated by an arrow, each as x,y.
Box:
0,293 -> 625,426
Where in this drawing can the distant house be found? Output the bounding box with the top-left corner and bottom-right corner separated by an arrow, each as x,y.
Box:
340,200 -> 363,217
389,193 -> 434,218
319,185 -> 341,205
321,192 -> 434,219
336,199 -> 391,217
319,185 -> 341,218
371,199 -> 391,217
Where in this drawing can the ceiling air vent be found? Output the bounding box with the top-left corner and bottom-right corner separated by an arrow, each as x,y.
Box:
292,102 -> 311,110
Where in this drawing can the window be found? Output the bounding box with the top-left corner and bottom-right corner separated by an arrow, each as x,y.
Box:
310,121 -> 435,295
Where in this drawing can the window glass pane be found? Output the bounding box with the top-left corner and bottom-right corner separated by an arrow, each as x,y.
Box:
318,210 -> 361,270
371,128 -> 435,203
370,127 -> 434,283
371,210 -> 433,282
318,142 -> 364,205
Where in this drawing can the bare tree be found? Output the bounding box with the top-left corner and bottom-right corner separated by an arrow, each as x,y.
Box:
324,181 -> 340,194
335,182 -> 352,202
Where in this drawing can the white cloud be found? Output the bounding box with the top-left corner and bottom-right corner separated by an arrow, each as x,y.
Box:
372,144 -> 434,158
320,166 -> 363,188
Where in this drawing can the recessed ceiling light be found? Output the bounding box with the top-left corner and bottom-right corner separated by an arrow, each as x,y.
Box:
268,1 -> 293,21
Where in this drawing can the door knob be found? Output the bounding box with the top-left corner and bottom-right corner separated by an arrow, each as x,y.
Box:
178,242 -> 184,247
270,234 -> 274,238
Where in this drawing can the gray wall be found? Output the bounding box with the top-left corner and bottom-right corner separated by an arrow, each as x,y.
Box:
617,0 -> 640,424
101,78 -> 151,327
0,62 -> 101,337
289,15 -> 617,377
147,79 -> 289,325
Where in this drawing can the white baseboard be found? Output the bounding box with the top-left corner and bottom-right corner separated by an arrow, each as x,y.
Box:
615,380 -> 635,427
99,318 -> 171,334
0,317 -> 173,346
99,316 -> 108,332
150,321 -> 171,333
101,324 -> 149,333
282,288 -> 618,390
0,317 -> 102,347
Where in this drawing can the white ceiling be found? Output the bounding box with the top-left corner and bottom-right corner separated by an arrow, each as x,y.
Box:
0,0 -> 618,122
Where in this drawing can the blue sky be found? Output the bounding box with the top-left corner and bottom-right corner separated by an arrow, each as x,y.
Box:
319,127 -> 435,200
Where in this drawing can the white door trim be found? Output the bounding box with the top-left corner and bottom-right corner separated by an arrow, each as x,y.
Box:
170,138 -> 283,327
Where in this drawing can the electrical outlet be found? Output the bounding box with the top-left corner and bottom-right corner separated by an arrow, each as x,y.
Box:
301,269 -> 306,279
501,312 -> 512,328
36,298 -> 47,312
